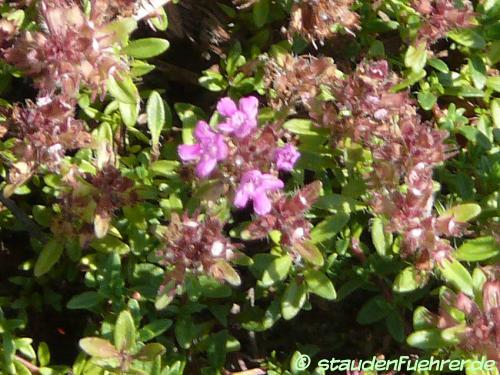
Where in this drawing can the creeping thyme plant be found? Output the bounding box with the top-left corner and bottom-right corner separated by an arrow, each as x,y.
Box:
0,0 -> 499,374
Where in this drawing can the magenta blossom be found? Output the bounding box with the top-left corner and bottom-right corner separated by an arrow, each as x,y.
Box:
275,144 -> 300,171
217,96 -> 259,138
178,121 -> 228,178
234,170 -> 284,215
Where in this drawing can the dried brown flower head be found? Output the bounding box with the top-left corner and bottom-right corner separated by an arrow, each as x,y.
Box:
246,181 -> 323,263
288,0 -> 359,44
156,213 -> 241,286
4,1 -> 128,99
7,96 -> 90,172
264,54 -> 338,113
413,0 -> 475,44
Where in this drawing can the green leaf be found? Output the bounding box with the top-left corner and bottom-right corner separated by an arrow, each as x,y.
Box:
455,236 -> 500,262
304,269 -> 336,300
371,217 -> 392,256
79,338 -> 119,358
13,361 -> 31,375
417,91 -> 437,110
107,75 -> 139,104
405,43 -> 427,73
147,91 -> 166,148
441,203 -> 481,222
119,102 -> 139,128
124,38 -> 170,59
310,213 -> 350,244
149,160 -> 180,177
491,99 -> 500,128
34,239 -> 64,277
393,266 -> 426,293
215,260 -> 241,286
253,0 -> 269,28
486,76 -> 500,92
386,312 -> 405,343
155,280 -> 176,310
469,56 -> 487,89
441,324 -> 466,344
131,60 -> 156,77
428,58 -> 449,73
139,319 -> 173,342
175,103 -> 205,145
293,241 -> 324,266
175,319 -> 196,349
206,331 -> 228,368
260,254 -> 292,287
150,7 -> 168,31
357,295 -> 391,324
407,329 -> 448,349
135,343 -> 166,361
37,342 -> 50,367
114,310 -> 136,351
67,291 -> 103,310
448,29 -> 486,49
283,119 -> 329,136
90,235 -> 130,255
438,258 -> 473,296
103,18 -> 137,45
413,306 -> 436,330
32,206 -> 52,227
281,280 -> 307,320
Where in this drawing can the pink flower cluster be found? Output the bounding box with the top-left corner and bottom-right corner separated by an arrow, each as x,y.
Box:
177,96 -> 300,216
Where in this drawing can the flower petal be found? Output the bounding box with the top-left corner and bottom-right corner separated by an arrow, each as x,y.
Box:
215,135 -> 228,160
195,157 -> 217,178
234,188 -> 250,208
217,97 -> 238,116
260,174 -> 284,191
239,96 -> 259,119
217,121 -> 236,133
253,191 -> 272,215
178,144 -> 201,161
194,121 -> 215,142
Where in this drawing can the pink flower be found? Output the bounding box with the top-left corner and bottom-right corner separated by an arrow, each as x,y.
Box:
274,144 -> 300,171
234,170 -> 284,215
178,121 -> 228,178
217,96 -> 259,139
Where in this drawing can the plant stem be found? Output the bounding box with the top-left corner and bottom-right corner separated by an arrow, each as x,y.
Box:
0,190 -> 43,238
15,355 -> 40,374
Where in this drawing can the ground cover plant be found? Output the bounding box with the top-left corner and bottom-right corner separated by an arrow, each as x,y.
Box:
0,0 -> 499,374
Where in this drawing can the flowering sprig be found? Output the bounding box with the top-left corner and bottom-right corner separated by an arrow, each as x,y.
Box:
332,60 -> 462,268
177,95 -> 300,215
411,267 -> 500,362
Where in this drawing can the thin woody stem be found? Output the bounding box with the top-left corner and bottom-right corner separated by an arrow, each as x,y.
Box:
15,355 -> 40,374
